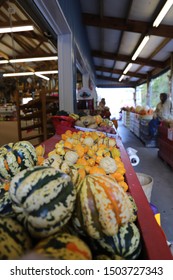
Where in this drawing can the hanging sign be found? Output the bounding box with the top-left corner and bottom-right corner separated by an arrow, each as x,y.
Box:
77,87 -> 94,100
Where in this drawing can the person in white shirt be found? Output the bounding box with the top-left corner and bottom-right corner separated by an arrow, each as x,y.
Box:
149,93 -> 173,137
155,93 -> 173,121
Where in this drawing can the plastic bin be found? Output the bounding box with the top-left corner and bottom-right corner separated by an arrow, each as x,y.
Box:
136,173 -> 153,202
51,116 -> 75,135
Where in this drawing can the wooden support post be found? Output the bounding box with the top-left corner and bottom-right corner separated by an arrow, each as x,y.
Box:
41,89 -> 47,141
170,53 -> 173,100
146,73 -> 151,107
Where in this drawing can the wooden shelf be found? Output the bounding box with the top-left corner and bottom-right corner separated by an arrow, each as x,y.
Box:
16,89 -> 59,146
20,123 -> 42,131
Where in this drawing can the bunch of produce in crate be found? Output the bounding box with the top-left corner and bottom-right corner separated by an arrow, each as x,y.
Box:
74,114 -> 116,134
0,135 -> 142,260
51,110 -> 117,134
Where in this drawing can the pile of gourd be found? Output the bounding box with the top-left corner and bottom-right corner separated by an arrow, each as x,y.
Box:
0,134 -> 142,260
73,114 -> 116,134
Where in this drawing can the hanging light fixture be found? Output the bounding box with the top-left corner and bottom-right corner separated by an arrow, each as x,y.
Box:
132,36 -> 150,61
123,63 -> 133,74
9,56 -> 58,63
153,0 -> 173,27
119,74 -> 125,82
0,25 -> 34,34
3,70 -> 58,77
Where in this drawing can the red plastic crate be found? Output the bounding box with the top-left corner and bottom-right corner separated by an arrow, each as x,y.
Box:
51,116 -> 75,135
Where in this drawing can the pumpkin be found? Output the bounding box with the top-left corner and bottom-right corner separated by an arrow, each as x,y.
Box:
93,115 -> 103,125
74,120 -> 85,127
0,216 -> 32,259
87,123 -> 98,129
108,138 -> 116,147
35,144 -> 45,156
72,174 -> 133,239
81,115 -> 96,127
93,222 -> 141,260
89,166 -> 106,175
9,166 -> 76,238
99,156 -> 117,174
34,232 -> 92,260
64,151 -> 78,164
0,141 -> 37,180
83,137 -> 94,146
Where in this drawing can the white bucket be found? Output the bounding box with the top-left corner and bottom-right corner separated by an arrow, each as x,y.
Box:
136,173 -> 153,202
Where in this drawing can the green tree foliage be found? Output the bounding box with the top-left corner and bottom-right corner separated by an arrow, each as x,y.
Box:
150,70 -> 170,108
136,70 -> 170,108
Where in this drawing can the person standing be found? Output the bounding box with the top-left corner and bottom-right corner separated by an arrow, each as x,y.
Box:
98,98 -> 111,119
149,93 -> 173,137
155,93 -> 173,121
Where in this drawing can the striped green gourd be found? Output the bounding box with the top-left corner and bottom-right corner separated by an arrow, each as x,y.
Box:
127,193 -> 138,222
94,222 -> 142,260
34,232 -> 92,260
72,174 -> 133,239
0,216 -> 32,259
0,141 -> 37,180
9,166 -> 76,238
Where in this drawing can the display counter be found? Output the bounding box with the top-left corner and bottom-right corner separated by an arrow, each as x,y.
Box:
158,123 -> 173,170
41,130 -> 172,260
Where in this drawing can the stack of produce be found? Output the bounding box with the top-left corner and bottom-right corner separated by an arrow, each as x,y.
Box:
72,114 -> 116,134
122,106 -> 154,116
52,111 -> 117,134
0,135 -> 142,260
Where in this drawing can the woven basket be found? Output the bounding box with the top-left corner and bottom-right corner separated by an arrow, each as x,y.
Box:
136,173 -> 153,202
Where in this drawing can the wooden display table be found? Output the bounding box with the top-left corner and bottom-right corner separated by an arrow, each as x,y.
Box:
41,131 -> 172,260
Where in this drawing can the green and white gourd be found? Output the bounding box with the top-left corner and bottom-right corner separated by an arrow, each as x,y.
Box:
0,141 -> 37,180
72,174 -> 133,239
94,222 -> 141,260
0,216 -> 32,259
34,232 -> 92,260
9,166 -> 76,238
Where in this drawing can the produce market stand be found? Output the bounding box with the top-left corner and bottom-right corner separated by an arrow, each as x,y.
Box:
41,129 -> 172,260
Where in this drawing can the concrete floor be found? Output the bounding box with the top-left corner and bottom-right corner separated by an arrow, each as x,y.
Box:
117,121 -> 173,242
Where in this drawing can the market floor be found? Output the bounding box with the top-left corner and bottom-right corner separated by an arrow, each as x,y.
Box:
117,120 -> 173,242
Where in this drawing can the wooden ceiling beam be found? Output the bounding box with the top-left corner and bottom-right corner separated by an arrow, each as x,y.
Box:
96,74 -> 136,86
0,20 -> 33,28
95,66 -> 146,79
83,13 -> 173,38
92,50 -> 164,68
